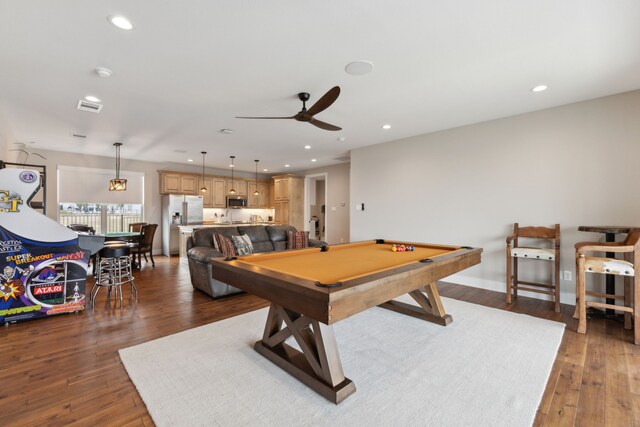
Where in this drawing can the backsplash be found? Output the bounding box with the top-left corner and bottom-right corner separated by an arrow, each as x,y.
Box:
203,208 -> 274,223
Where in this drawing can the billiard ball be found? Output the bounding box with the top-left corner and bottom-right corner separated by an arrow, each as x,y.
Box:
391,246 -> 397,252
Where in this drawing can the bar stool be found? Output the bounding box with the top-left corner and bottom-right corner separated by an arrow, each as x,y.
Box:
90,244 -> 137,309
575,228 -> 640,345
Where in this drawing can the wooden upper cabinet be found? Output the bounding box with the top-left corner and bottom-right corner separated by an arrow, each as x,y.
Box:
198,177 -> 213,207
160,172 -> 198,195
226,179 -> 247,196
247,181 -> 270,208
212,179 -> 226,207
274,177 -> 290,200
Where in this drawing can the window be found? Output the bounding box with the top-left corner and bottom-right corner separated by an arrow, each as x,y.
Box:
58,166 -> 144,232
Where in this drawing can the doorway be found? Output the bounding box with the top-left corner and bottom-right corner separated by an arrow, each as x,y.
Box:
304,173 -> 327,241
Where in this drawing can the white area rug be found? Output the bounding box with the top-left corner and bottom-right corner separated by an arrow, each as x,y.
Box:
119,296 -> 564,427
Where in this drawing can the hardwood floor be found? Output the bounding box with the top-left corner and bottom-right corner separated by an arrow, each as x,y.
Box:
0,257 -> 638,426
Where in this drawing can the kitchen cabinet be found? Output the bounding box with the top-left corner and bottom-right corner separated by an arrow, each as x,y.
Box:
159,172 -> 198,195
247,181 -> 270,208
272,175 -> 303,230
179,229 -> 193,260
198,177 -> 213,207
226,179 -> 247,196
212,178 -> 226,207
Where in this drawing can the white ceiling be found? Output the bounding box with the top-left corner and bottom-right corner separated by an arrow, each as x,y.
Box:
1,1 -> 639,174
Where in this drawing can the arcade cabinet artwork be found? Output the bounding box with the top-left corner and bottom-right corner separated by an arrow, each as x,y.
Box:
0,168 -> 89,325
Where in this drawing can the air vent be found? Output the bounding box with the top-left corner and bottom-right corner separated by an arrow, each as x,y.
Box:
76,99 -> 103,113
71,133 -> 87,139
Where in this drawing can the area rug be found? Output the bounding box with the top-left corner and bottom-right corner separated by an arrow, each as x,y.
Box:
119,296 -> 564,427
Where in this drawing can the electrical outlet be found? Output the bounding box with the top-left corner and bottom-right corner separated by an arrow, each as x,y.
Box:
563,271 -> 572,281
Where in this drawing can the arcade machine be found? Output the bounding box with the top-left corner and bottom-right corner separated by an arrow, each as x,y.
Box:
0,167 -> 90,325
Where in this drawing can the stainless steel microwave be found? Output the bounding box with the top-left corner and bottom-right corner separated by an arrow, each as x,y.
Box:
226,196 -> 247,208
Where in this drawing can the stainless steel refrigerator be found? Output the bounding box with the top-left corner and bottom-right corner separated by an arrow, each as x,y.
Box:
161,195 -> 203,256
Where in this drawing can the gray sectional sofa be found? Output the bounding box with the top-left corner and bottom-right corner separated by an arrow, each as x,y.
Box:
186,224 -> 326,298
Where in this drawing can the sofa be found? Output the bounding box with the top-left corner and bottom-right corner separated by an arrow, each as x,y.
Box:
186,224 -> 326,298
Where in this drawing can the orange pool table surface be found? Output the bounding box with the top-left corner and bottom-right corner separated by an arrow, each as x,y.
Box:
211,239 -> 481,324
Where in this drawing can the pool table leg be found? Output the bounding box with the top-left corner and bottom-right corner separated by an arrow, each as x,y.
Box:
254,303 -> 356,404
379,282 -> 453,326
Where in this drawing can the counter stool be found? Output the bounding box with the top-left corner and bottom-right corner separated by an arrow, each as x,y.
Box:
90,244 -> 137,309
506,223 -> 561,312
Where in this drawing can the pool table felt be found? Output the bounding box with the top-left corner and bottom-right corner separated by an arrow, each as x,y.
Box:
235,240 -> 455,284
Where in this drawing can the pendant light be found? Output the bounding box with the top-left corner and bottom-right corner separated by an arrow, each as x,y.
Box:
109,142 -> 127,191
253,160 -> 260,196
228,156 -> 236,195
200,151 -> 207,193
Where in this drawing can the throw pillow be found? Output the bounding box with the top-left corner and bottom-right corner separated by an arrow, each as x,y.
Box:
287,230 -> 310,249
214,233 -> 236,258
232,234 -> 254,256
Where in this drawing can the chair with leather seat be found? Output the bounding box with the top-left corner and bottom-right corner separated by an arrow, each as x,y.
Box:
131,223 -> 158,267
575,228 -> 640,345
128,222 -> 147,232
506,223 -> 561,312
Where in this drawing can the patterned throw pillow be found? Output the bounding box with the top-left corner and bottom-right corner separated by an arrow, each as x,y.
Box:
214,233 -> 236,258
231,234 -> 254,256
286,230 -> 309,249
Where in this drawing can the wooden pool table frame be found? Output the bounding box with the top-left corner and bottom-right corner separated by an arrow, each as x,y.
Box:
210,240 -> 482,404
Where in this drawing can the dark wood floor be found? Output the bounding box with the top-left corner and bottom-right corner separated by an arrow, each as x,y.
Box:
0,257 -> 638,426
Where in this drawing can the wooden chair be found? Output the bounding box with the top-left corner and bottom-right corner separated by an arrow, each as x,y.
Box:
575,228 -> 640,345
131,224 -> 158,267
129,222 -> 148,232
506,223 -> 561,312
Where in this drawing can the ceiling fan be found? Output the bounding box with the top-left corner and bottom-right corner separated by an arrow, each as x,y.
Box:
236,86 -> 342,131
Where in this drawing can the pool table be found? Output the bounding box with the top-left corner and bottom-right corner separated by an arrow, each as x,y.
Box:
210,239 -> 482,404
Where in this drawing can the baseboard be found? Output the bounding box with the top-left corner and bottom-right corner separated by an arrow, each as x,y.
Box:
444,273 -> 575,307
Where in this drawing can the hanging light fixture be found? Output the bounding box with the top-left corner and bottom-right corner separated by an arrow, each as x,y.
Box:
253,160 -> 260,196
109,142 -> 127,191
200,151 -> 207,193
228,156 -> 236,195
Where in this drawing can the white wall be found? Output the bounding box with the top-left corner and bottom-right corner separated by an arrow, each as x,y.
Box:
351,90 -> 640,305
301,162 -> 350,245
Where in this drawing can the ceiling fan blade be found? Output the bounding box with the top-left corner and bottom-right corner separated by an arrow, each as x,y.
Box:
235,116 -> 295,119
309,118 -> 342,131
305,86 -> 341,117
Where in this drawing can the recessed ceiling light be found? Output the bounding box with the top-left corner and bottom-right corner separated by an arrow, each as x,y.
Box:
229,164 -> 234,168
382,124 -> 391,130
220,129 -> 233,134
284,164 -> 290,168
345,60 -> 374,76
95,67 -> 113,78
337,136 -> 346,142
311,159 -> 317,162
304,145 -> 311,150
187,159 -> 194,162
263,169 -> 268,172
84,95 -> 101,103
531,85 -> 548,92
109,15 -> 133,30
